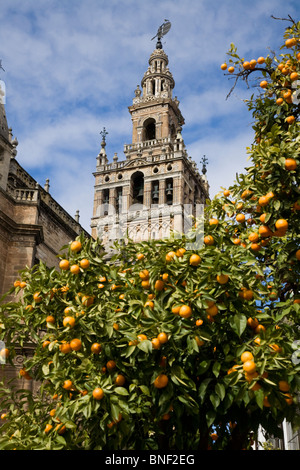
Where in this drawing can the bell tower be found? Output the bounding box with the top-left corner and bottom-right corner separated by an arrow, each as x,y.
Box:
91,25 -> 209,250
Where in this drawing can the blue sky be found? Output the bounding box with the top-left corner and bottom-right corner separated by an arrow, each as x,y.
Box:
0,0 -> 299,232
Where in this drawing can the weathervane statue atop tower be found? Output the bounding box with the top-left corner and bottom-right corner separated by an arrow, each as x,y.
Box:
151,20 -> 171,49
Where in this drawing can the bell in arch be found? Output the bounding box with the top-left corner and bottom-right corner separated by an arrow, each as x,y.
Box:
152,184 -> 159,201
166,182 -> 173,196
136,185 -> 144,200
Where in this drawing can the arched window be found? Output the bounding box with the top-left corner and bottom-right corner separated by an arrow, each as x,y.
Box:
131,171 -> 144,205
143,118 -> 156,141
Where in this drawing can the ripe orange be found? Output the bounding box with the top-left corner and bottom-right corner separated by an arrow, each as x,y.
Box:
70,264 -> 80,275
141,280 -> 150,289
157,332 -> 168,344
269,343 -> 282,353
59,259 -> 70,270
179,305 -> 192,319
153,374 -> 169,389
275,219 -> 288,232
63,380 -> 73,390
260,80 -> 268,88
248,232 -> 259,243
236,213 -> 245,223
176,247 -> 186,257
228,66 -> 234,73
70,338 -> 82,351
139,269 -> 149,280
290,71 -> 298,81
239,288 -> 254,301
257,56 -> 265,64
285,158 -> 297,170
220,63 -> 227,70
196,319 -> 204,326
283,393 -> 293,405
137,334 -> 147,342
206,303 -> 218,317
245,371 -> 258,383
45,424 -> 53,433
241,351 -> 254,363
296,250 -> 300,260
154,279 -> 165,291
250,243 -> 261,252
0,348 -> 9,360
247,317 -> 259,329
33,292 -> 42,303
263,396 -> 271,407
115,374 -> 126,386
165,251 -> 176,262
70,240 -> 82,252
81,295 -> 94,307
92,387 -> 104,400
144,300 -> 154,309
172,305 -> 181,315
209,218 -> 219,226
46,315 -> 55,324
258,225 -> 273,238
106,360 -> 116,371
151,338 -> 161,350
195,336 -> 204,347
189,254 -> 201,266
243,360 -> 256,374
63,316 -> 75,328
258,195 -> 270,207
216,274 -> 229,285
80,259 -> 90,269
255,324 -> 265,334
285,37 -> 297,48
204,235 -> 214,245
60,342 -> 72,354
211,433 -> 218,441
278,380 -> 290,392
241,189 -> 253,200
137,253 -> 144,260
91,343 -> 102,354
54,423 -> 66,435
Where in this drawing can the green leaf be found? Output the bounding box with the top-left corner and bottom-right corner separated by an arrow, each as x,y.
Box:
215,382 -> 226,401
171,365 -> 196,391
212,361 -> 221,378
114,387 -> 129,396
206,410 -> 216,428
229,313 -> 247,337
139,385 -> 150,396
137,340 -> 152,353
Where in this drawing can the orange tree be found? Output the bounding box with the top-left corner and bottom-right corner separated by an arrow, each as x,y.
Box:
0,18 -> 300,450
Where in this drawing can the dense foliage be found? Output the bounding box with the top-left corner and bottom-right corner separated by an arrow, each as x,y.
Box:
0,17 -> 300,450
